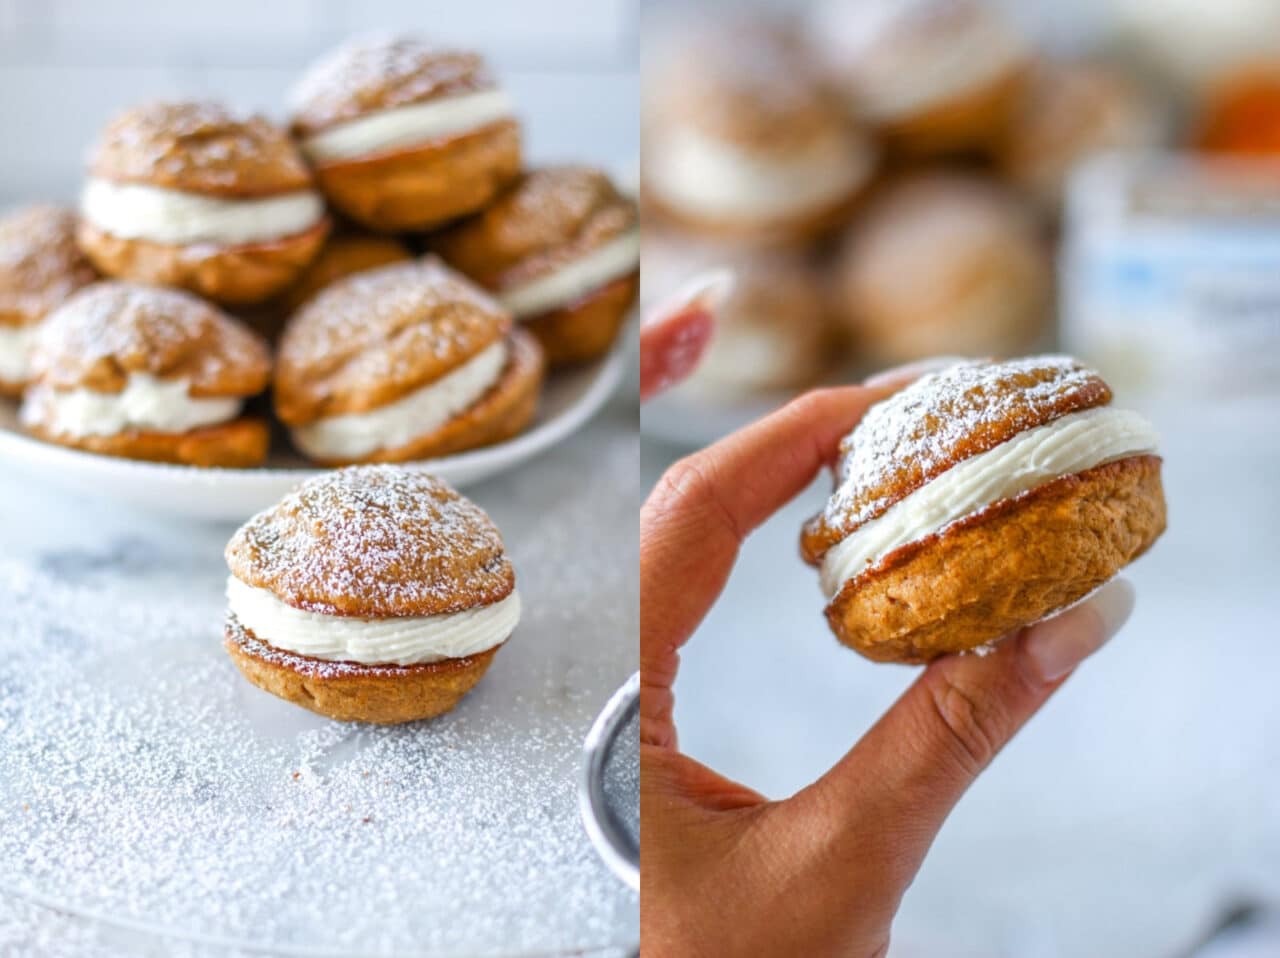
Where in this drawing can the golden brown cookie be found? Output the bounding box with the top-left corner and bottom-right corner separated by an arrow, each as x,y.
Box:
641,231 -> 833,395
78,101 -> 330,305
803,356 -> 1166,662
0,205 -> 98,396
642,16 -> 875,242
277,233 -> 412,317
807,0 -> 1030,157
238,233 -> 413,342
275,258 -> 543,463
997,62 -> 1162,209
290,35 -> 522,231
223,466 -> 520,723
20,282 -> 272,466
833,173 -> 1052,367
434,166 -> 639,366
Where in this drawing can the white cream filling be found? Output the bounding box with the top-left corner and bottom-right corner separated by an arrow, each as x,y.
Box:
228,575 -> 520,666
20,372 -> 242,438
647,127 -> 873,222
819,406 -> 1160,599
81,178 -> 325,247
301,89 -> 515,163
857,25 -> 1024,121
290,339 -> 508,460
810,1 -> 1026,121
499,229 -> 639,319
0,324 -> 37,383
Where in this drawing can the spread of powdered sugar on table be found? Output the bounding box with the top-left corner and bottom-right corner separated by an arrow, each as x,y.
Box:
0,403 -> 639,956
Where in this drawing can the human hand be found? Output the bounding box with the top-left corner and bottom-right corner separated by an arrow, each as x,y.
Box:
639,271 -> 733,402
640,381 -> 1135,958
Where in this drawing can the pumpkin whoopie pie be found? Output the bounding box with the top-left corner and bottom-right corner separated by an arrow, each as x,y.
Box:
0,205 -> 97,396
20,282 -> 272,466
996,61 -> 1162,210
834,173 -> 1051,365
277,232 -> 411,317
641,229 -> 831,395
224,466 -> 520,724
643,17 -> 875,243
807,0 -> 1031,157
289,34 -> 522,232
78,101 -> 330,305
802,356 -> 1166,663
434,166 -> 638,367
275,257 -> 544,465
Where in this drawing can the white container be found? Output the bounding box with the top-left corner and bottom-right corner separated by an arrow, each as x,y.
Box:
1062,152 -> 1280,398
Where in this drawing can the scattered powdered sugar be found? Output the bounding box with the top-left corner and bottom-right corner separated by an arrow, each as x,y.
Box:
0,538 -> 634,954
823,355 -> 1103,532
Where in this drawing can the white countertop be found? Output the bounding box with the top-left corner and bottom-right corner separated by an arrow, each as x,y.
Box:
642,392 -> 1280,958
0,395 -> 640,958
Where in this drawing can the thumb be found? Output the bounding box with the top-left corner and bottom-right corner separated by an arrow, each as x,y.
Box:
799,579 -> 1135,888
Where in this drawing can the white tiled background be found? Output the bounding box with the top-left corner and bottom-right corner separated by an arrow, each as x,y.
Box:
0,0 -> 639,206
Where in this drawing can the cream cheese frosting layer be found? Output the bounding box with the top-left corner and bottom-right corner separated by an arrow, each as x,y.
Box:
81,178 -> 325,247
227,575 -> 520,665
0,324 -> 38,383
20,373 -> 243,438
300,89 -> 515,163
819,406 -> 1160,598
647,127 -> 872,222
500,229 -> 639,319
809,0 -> 1027,121
290,338 -> 508,460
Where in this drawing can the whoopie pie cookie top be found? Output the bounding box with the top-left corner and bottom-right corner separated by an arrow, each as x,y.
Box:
801,356 -> 1112,563
647,18 -> 852,151
434,166 -> 637,293
274,258 -> 511,426
289,34 -> 500,138
28,282 -> 271,397
225,465 -> 515,618
0,205 -> 97,328
276,233 -> 412,317
87,101 -> 314,198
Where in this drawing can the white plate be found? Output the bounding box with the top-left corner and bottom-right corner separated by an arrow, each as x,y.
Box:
0,343 -> 628,522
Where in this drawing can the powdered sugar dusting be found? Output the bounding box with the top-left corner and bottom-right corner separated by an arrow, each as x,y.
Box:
0,520 -> 634,954
289,34 -> 496,134
275,258 -> 509,425
225,465 -> 514,618
823,356 -> 1106,533
88,101 -> 311,195
29,282 -> 270,395
0,205 -> 97,327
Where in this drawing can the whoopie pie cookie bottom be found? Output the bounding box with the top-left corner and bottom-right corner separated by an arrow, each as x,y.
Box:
225,614 -> 499,724
310,122 -> 522,232
77,219 -> 330,307
826,455 -> 1166,664
523,273 -> 638,368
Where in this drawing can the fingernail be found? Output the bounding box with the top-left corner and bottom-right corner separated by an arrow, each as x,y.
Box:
643,269 -> 735,328
1023,579 -> 1135,682
863,356 -> 970,388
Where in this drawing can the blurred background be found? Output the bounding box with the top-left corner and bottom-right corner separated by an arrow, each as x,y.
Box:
640,0 -> 1280,956
0,0 -> 639,205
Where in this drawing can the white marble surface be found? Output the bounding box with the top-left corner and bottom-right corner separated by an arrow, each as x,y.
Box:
641,392 -> 1280,958
0,395 -> 639,957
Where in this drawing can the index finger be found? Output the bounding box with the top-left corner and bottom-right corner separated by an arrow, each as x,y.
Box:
640,386 -> 886,746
